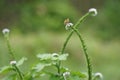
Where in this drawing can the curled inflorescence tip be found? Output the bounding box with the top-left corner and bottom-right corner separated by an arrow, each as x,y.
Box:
89,8 -> 97,16
2,28 -> 10,34
94,72 -> 103,80
10,61 -> 17,65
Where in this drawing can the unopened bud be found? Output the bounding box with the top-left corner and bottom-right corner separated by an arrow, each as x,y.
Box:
10,61 -> 16,65
2,28 -> 10,34
89,8 -> 97,16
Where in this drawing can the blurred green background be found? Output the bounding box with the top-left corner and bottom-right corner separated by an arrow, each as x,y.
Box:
0,0 -> 120,80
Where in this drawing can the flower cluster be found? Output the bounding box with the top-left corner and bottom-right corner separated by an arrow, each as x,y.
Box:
64,18 -> 73,30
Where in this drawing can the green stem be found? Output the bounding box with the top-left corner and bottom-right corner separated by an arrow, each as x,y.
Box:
61,31 -> 74,54
74,12 -> 90,29
14,65 -> 24,80
60,12 -> 90,56
72,27 -> 92,80
3,30 -> 23,79
60,12 -> 90,55
57,31 -> 74,75
5,35 -> 15,60
57,12 -> 90,75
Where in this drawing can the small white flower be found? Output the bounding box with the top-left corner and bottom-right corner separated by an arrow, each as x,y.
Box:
89,8 -> 97,16
65,23 -> 73,30
63,72 -> 70,80
94,72 -> 103,80
52,53 -> 59,57
63,71 -> 70,76
64,18 -> 73,30
2,28 -> 10,34
10,61 -> 17,65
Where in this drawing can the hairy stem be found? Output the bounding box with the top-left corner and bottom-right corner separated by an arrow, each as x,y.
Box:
57,31 -> 74,75
72,27 -> 92,80
14,65 -> 24,80
61,31 -> 74,54
5,35 -> 15,60
57,12 -> 90,75
74,12 -> 90,29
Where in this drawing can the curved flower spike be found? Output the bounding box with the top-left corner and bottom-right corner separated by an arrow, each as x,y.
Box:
10,61 -> 17,65
89,8 -> 97,16
2,28 -> 10,34
93,72 -> 103,80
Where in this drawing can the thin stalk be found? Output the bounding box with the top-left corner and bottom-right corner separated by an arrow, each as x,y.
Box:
61,12 -> 90,55
74,12 -> 90,29
61,31 -> 74,54
72,27 -> 92,80
3,30 -> 24,79
61,12 -> 90,54
57,31 -> 74,75
57,12 -> 90,75
14,65 -> 24,80
5,35 -> 15,60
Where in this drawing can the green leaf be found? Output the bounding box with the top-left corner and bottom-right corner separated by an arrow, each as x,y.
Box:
58,53 -> 69,60
0,66 -> 14,74
16,57 -> 27,66
2,73 -> 17,80
60,67 -> 69,73
37,53 -> 69,61
71,71 -> 86,78
69,76 -> 80,80
37,53 -> 52,60
32,63 -> 52,72
49,74 -> 64,80
61,71 -> 86,80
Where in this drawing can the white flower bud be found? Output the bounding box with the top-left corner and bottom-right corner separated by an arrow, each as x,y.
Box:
52,53 -> 59,57
94,72 -> 103,80
89,8 -> 97,16
63,72 -> 70,80
64,18 -> 73,30
10,61 -> 16,65
2,28 -> 10,34
65,23 -> 73,30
